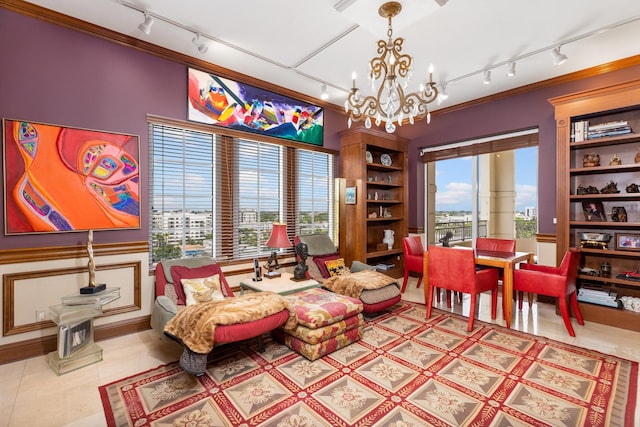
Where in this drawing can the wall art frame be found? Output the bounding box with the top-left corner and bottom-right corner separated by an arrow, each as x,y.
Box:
345,186 -> 356,205
3,118 -> 140,235
187,67 -> 324,146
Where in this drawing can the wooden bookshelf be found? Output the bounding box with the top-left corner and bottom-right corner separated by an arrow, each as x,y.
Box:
338,128 -> 408,278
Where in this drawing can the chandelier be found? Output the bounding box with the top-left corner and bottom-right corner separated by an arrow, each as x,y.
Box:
345,1 -> 438,133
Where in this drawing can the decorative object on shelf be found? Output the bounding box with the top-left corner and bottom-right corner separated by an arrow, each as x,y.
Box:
365,151 -> 373,164
600,180 -> 620,194
636,148 -> 640,163
80,230 -> 106,295
345,1 -> 438,134
368,211 -> 378,219
576,184 -> 599,195
374,191 -> 379,200
578,232 -> 611,249
380,153 -> 392,166
292,242 -> 309,281
615,233 -> 640,251
582,201 -> 606,222
609,154 -> 621,165
611,206 -> 628,222
383,208 -> 392,217
264,223 -> 291,278
382,229 -> 395,250
620,296 -> 640,312
376,243 -> 388,251
387,174 -> 392,183
600,261 -> 612,277
345,186 -> 356,204
626,183 -> 639,193
582,153 -> 600,167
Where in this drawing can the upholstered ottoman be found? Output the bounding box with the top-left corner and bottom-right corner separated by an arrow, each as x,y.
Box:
272,288 -> 363,361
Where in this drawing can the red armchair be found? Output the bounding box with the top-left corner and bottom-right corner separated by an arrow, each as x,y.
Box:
475,237 -> 516,253
401,236 -> 424,293
425,245 -> 499,331
512,248 -> 584,336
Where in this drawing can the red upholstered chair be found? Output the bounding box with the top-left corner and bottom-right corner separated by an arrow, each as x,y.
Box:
426,245 -> 499,331
475,237 -> 516,253
512,248 -> 584,336
401,236 -> 424,293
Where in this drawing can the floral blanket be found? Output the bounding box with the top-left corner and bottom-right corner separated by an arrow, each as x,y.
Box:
164,291 -> 297,354
322,270 -> 397,299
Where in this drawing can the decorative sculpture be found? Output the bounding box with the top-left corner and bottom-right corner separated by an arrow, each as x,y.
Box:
293,242 -> 309,281
80,230 -> 106,294
439,231 -> 454,247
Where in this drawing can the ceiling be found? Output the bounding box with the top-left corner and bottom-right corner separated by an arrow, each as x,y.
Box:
21,0 -> 640,114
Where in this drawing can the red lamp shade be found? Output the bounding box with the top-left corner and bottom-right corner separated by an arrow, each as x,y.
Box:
266,223 -> 291,249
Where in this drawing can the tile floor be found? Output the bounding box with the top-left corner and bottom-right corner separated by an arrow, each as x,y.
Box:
1,277 -> 639,426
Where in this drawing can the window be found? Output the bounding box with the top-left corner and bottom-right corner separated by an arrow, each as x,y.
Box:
150,121 -> 334,264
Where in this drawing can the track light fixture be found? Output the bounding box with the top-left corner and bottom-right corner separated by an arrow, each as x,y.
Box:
192,34 -> 208,54
507,61 -> 516,77
550,46 -> 568,66
483,70 -> 491,85
320,84 -> 329,100
138,13 -> 154,35
438,83 -> 448,101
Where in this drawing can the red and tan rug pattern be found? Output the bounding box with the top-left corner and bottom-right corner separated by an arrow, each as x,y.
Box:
100,302 -> 637,426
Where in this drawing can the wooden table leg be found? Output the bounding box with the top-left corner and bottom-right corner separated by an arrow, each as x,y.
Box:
503,262 -> 513,329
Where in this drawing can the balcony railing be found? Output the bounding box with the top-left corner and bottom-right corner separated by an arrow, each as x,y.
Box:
434,220 -> 487,243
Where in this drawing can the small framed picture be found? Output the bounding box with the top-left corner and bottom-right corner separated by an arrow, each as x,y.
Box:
582,201 -> 606,222
345,186 -> 356,204
615,233 -> 640,251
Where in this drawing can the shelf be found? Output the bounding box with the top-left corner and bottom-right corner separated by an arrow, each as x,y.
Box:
570,193 -> 640,201
366,181 -> 403,188
570,163 -> 640,175
367,200 -> 402,204
366,248 -> 403,258
575,302 -> 640,332
577,274 -> 640,287
570,221 -> 640,228
578,247 -> 640,257
569,133 -> 640,149
366,162 -> 403,172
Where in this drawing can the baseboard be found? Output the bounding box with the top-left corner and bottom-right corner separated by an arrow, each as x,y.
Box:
0,316 -> 151,365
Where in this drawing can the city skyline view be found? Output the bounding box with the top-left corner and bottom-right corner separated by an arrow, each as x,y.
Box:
435,147 -> 538,212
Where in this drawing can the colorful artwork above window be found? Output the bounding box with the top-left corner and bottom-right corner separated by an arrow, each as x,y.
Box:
187,67 -> 324,146
2,119 -> 140,234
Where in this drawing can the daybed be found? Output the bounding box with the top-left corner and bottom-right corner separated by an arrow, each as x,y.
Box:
151,257 -> 297,375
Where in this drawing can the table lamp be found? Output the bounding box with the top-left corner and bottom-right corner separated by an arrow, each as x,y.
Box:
264,223 -> 291,278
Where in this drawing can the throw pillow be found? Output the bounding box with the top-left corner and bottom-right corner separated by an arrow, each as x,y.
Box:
325,258 -> 350,277
170,264 -> 232,305
181,274 -> 225,306
312,252 -> 341,278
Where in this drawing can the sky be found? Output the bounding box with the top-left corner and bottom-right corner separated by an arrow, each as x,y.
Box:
435,146 -> 537,212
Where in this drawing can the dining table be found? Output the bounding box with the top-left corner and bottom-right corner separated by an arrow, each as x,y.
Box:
474,249 -> 535,328
423,247 -> 535,328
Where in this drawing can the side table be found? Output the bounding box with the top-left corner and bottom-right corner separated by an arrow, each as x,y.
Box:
48,287 -> 120,375
240,272 -> 319,295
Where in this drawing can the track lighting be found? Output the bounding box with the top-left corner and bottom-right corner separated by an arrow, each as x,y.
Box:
550,47 -> 568,66
138,13 -> 154,35
483,70 -> 491,85
320,84 -> 329,100
192,34 -> 208,54
507,61 -> 516,77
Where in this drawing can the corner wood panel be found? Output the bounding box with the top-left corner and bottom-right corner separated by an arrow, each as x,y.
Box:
3,261 -> 141,336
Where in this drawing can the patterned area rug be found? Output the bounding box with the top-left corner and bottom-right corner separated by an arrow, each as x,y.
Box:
100,302 -> 637,426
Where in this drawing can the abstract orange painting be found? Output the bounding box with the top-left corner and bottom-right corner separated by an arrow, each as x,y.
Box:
3,119 -> 140,234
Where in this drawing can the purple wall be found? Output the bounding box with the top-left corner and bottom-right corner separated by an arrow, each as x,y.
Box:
0,9 -> 347,250
2,7 -> 639,248
397,65 -> 640,234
